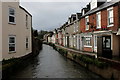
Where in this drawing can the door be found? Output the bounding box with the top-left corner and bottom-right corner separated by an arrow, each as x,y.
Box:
102,36 -> 112,59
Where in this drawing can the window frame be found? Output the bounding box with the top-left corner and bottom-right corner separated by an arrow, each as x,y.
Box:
107,7 -> 114,27
96,12 -> 101,29
26,37 -> 29,49
8,7 -> 16,24
8,35 -> 16,53
26,14 -> 28,29
84,36 -> 92,47
85,16 -> 89,31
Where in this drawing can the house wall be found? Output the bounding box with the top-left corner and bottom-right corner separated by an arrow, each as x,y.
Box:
0,1 -> 2,61
112,34 -> 120,57
2,2 -> 32,60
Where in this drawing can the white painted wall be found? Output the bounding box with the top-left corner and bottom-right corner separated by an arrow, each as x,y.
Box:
2,2 -> 32,60
0,1 -> 2,61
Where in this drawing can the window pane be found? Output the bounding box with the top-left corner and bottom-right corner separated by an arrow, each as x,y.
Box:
9,16 -> 15,23
9,37 -> 15,43
9,8 -> 15,15
106,39 -> 110,48
9,44 -> 15,51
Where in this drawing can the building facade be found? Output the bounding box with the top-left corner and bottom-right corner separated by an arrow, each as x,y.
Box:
80,0 -> 120,58
1,2 -> 32,60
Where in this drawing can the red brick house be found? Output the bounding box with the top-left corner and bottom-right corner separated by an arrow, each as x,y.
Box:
80,0 -> 120,59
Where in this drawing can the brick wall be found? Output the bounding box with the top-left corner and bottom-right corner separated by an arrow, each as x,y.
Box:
80,5 -> 119,33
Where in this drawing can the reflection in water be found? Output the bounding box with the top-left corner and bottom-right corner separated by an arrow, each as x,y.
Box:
12,44 -> 104,79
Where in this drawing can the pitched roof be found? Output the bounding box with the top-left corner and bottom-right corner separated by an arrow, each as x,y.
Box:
82,0 -> 119,18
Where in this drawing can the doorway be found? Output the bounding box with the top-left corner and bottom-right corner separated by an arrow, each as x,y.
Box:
102,36 -> 112,59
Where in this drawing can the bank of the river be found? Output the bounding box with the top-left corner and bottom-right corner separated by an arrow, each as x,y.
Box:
45,42 -> 120,80
2,37 -> 42,79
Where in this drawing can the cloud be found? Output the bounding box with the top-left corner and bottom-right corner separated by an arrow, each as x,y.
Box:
20,2 -> 90,31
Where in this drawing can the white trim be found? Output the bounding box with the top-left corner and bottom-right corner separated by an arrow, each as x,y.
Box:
107,24 -> 114,27
96,11 -> 101,29
107,7 -> 114,27
107,7 -> 113,11
84,45 -> 92,48
85,16 -> 89,31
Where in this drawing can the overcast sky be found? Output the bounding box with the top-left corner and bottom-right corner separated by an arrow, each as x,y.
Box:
20,1 -> 91,31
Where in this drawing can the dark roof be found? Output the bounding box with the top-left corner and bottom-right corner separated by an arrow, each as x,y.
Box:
82,0 -> 119,18
19,6 -> 32,17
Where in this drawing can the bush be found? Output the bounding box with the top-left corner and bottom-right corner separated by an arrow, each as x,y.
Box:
77,55 -> 108,69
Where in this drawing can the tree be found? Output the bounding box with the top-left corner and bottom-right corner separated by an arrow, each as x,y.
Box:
34,30 -> 38,37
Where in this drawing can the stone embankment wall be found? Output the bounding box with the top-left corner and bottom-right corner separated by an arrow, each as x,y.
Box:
47,42 -> 120,80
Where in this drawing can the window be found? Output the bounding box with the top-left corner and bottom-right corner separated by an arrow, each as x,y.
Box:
107,7 -> 114,27
26,14 -> 28,29
96,12 -> 101,28
26,37 -> 29,49
84,37 -> 92,47
9,36 -> 16,52
9,8 -> 15,24
76,26 -> 78,32
85,16 -> 89,30
94,35 -> 97,48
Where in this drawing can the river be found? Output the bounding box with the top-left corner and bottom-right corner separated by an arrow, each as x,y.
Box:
12,44 -> 104,79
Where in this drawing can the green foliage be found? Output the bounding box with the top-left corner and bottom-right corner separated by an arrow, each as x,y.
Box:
72,54 -> 77,60
77,55 -> 108,68
33,30 -> 38,37
38,30 -> 48,39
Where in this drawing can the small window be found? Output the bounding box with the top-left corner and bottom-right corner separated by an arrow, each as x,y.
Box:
9,8 -> 15,24
9,36 -> 16,52
96,12 -> 101,28
85,16 -> 89,30
107,7 -> 114,27
26,37 -> 29,49
84,37 -> 92,47
26,15 -> 28,29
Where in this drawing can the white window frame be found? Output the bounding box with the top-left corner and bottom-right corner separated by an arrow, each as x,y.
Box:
8,35 -> 16,53
8,7 -> 16,24
85,16 -> 89,31
96,12 -> 101,29
107,7 -> 114,27
84,35 -> 92,47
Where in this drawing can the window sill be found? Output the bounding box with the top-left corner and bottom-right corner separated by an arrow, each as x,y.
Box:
84,45 -> 92,48
107,24 -> 114,27
9,51 -> 16,54
96,27 -> 101,29
8,22 -> 16,25
85,29 -> 89,31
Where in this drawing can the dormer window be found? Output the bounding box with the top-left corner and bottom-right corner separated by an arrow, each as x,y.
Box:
82,10 -> 85,16
9,8 -> 15,24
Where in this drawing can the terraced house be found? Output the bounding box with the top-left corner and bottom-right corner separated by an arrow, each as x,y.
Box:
80,0 -> 120,59
0,1 -> 32,60
45,0 -> 120,59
